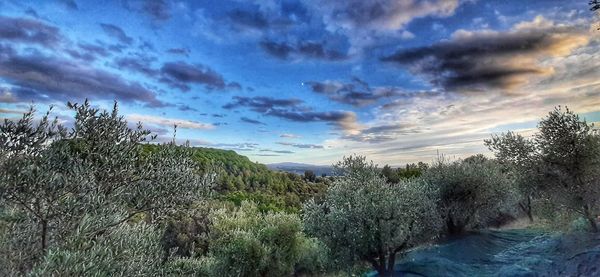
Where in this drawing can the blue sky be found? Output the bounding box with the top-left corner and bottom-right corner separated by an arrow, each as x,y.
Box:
0,0 -> 599,165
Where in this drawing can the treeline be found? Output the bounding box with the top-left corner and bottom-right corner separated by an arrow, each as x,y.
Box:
1,101 -> 599,276
143,145 -> 329,213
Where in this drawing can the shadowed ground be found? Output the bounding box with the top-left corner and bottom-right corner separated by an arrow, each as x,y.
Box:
369,229 -> 600,276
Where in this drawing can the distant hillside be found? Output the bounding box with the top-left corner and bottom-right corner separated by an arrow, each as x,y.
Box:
268,162 -> 335,176
142,145 -> 329,213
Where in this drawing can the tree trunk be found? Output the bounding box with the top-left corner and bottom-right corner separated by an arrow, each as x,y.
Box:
446,216 -> 464,235
583,205 -> 598,233
40,219 -> 48,251
520,196 -> 534,223
386,252 -> 397,276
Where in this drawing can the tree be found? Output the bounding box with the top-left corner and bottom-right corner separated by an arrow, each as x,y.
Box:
304,170 -> 316,182
423,155 -> 517,235
381,164 -> 400,183
536,107 -> 600,232
303,156 -> 440,276
485,107 -> 600,232
0,101 -> 212,274
486,131 -> 540,222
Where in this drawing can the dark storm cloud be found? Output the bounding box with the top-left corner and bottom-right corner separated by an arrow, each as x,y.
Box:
223,96 -> 359,131
159,61 -> 239,91
123,0 -> 171,22
381,19 -> 588,92
0,47 -> 165,107
260,40 -> 349,61
99,23 -> 133,45
240,117 -> 266,125
0,16 -> 62,47
167,48 -> 191,57
306,77 -> 402,106
276,142 -> 323,149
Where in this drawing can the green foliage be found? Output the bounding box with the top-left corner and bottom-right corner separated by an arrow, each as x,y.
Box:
304,156 -> 440,276
207,201 -> 326,276
0,101 -> 212,274
381,162 -> 428,183
142,144 -> 329,213
487,107 -> 600,232
30,222 -> 164,276
423,155 -> 518,234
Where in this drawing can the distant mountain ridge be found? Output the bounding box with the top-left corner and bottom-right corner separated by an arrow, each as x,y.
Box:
267,162 -> 335,176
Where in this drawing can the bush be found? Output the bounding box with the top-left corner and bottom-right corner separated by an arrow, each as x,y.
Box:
208,201 -> 326,276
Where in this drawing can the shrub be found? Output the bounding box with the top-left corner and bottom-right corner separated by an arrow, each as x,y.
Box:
209,201 -> 324,276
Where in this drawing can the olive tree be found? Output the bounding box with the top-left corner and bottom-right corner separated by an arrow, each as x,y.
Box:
0,101 -> 212,274
423,155 -> 517,235
487,107 -> 600,232
485,132 -> 539,222
536,107 -> 600,231
303,156 -> 440,277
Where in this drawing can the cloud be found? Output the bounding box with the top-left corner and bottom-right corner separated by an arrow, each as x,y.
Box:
305,77 -> 403,106
114,56 -> 159,77
0,16 -> 62,47
0,89 -> 18,103
99,23 -> 133,45
24,8 -> 40,19
224,7 -> 297,34
223,96 -> 360,133
127,114 -> 214,130
260,40 -> 349,61
67,42 -> 112,61
343,123 -> 423,143
309,0 -> 461,32
280,133 -> 301,139
212,142 -> 259,152
381,16 -> 589,92
167,47 -> 191,56
159,61 -> 238,91
222,96 -> 302,111
123,0 -> 171,22
59,0 -> 78,10
260,148 -> 294,154
240,116 -> 266,125
0,47 -> 165,107
277,142 -> 324,149
300,0 -> 463,54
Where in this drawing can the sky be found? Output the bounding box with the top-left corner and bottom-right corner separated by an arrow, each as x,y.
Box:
0,0 -> 599,166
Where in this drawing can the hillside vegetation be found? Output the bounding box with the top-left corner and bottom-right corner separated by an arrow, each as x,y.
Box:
1,101 -> 598,276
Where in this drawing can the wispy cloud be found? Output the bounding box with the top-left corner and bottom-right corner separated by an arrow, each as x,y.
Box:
127,114 -> 214,130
